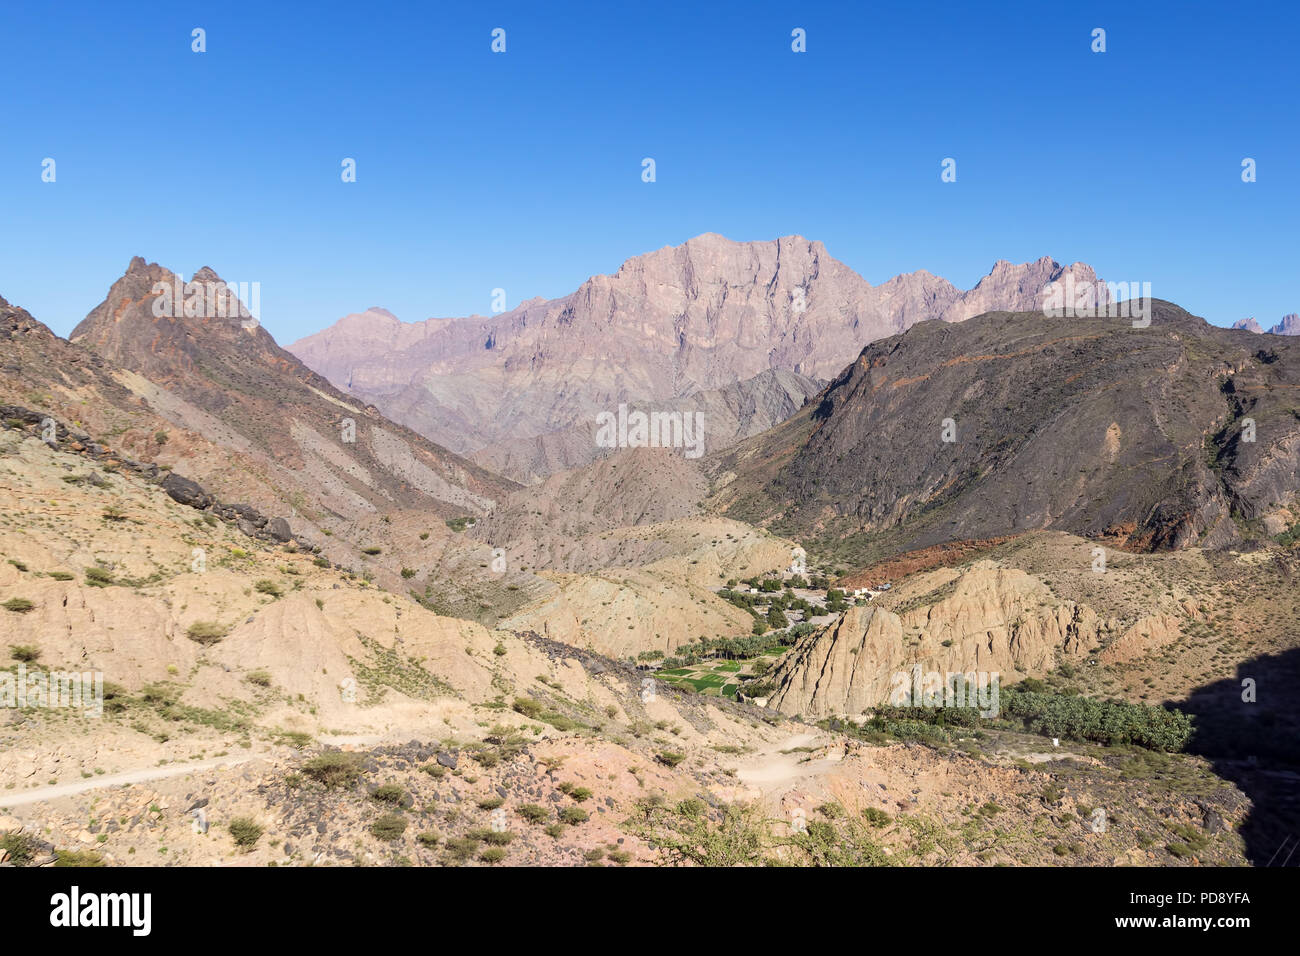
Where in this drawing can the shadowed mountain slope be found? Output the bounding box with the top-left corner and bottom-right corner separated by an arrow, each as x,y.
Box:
707,301 -> 1300,567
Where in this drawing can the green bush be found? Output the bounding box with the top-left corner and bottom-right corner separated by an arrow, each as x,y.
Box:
186,620 -> 227,645
253,579 -> 283,598
559,807 -> 588,825
512,697 -> 543,718
2,598 -> 35,613
9,644 -> 39,662
228,817 -> 263,850
371,784 -> 406,804
517,804 -> 549,824
0,832 -> 38,865
301,751 -> 365,788
479,847 -> 507,863
54,849 -> 105,867
370,814 -> 408,841
84,567 -> 114,587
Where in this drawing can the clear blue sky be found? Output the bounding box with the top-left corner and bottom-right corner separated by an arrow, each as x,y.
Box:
2,0 -> 1296,341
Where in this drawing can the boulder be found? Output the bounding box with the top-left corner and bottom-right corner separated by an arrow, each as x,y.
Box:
161,472 -> 212,509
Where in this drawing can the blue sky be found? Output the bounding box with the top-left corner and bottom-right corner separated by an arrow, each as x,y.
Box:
2,0 -> 1296,341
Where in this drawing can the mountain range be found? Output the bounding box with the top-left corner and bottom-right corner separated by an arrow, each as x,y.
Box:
2,237 -> 1298,869
289,234 -> 1108,482
1232,314 -> 1300,336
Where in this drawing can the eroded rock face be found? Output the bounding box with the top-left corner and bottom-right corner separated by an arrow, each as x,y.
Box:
289,234 -> 1102,479
765,564 -> 1111,719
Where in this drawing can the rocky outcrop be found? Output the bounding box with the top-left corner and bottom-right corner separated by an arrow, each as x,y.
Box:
765,564 -> 1113,719
289,234 -> 1104,479
1,406 -> 301,550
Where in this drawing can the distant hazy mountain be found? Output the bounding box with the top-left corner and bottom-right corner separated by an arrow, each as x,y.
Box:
1233,314 -> 1299,335
289,234 -> 1105,481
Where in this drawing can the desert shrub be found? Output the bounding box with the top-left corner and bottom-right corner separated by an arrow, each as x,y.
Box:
3,598 -> 35,613
361,547 -> 381,556
54,849 -> 105,867
186,620 -> 227,645
477,796 -> 504,810
0,832 -> 38,865
558,807 -> 588,825
9,644 -> 39,661
443,837 -> 478,862
84,567 -> 114,587
400,567 -> 416,579
861,807 -> 891,828
656,751 -> 686,768
228,817 -> 263,850
370,814 -> 407,841
517,804 -> 549,824
416,831 -> 441,847
301,751 -> 365,788
512,697 -> 543,719
47,571 -> 74,581
253,579 -> 282,598
371,784 -> 406,804
479,847 -> 506,863
246,669 -> 272,687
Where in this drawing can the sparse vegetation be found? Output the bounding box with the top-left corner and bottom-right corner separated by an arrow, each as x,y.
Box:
186,620 -> 227,645
228,817 -> 263,850
301,751 -> 366,789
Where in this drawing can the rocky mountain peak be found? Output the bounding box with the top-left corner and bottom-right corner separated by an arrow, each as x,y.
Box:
1229,314 -> 1298,335
289,236 -> 1110,480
